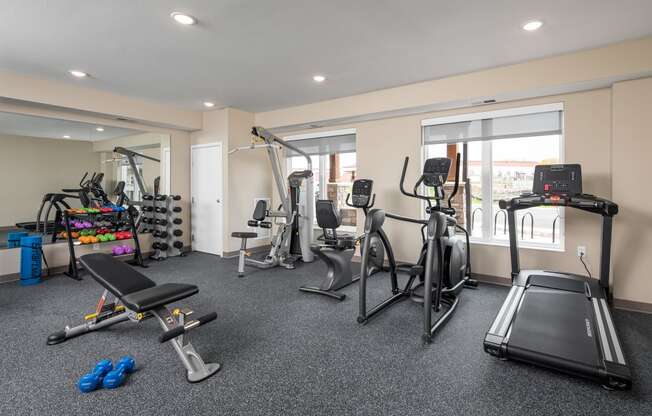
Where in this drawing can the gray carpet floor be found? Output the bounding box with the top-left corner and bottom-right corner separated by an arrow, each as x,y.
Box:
0,252 -> 651,416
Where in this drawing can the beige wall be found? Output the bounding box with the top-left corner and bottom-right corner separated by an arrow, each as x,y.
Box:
0,134 -> 101,225
190,108 -> 270,253
256,37 -> 652,129
226,108 -> 271,252
273,90 -> 613,278
253,38 -> 652,306
612,77 -> 652,304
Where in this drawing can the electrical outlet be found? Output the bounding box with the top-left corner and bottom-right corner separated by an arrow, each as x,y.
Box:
577,245 -> 587,257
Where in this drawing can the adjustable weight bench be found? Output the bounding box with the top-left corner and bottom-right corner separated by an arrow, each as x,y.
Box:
47,253 -> 220,383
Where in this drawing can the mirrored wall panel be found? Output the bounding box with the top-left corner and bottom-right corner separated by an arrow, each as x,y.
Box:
0,111 -> 170,249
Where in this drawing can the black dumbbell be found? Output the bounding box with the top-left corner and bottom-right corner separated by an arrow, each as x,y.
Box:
142,206 -> 154,212
152,242 -> 169,250
141,227 -> 150,233
143,194 -> 154,201
153,230 -> 169,238
173,241 -> 183,249
173,218 -> 183,225
172,195 -> 181,201
155,195 -> 167,201
155,219 -> 168,226
172,207 -> 182,213
155,207 -> 167,214
172,230 -> 183,237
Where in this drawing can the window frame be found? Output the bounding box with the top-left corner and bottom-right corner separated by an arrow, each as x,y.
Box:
284,129 -> 357,232
421,103 -> 565,252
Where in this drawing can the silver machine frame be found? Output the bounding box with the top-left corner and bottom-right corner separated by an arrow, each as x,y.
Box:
229,126 -> 314,273
112,146 -> 161,198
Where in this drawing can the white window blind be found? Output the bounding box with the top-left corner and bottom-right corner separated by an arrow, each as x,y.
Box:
423,107 -> 563,145
285,132 -> 356,157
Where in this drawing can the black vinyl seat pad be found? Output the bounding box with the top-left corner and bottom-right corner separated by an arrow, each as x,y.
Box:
121,283 -> 198,313
79,253 -> 198,312
232,232 -> 258,239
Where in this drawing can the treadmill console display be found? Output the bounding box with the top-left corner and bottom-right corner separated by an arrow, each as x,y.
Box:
350,179 -> 373,208
532,164 -> 582,196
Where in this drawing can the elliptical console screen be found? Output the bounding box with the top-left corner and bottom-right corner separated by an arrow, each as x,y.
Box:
422,158 -> 451,187
351,179 -> 373,207
532,164 -> 582,196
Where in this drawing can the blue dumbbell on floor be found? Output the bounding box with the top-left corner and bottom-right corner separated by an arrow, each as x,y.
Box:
78,359 -> 114,393
102,356 -> 136,389
78,357 -> 136,393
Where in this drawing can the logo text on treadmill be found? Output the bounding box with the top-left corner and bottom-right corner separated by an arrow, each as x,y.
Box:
585,318 -> 593,337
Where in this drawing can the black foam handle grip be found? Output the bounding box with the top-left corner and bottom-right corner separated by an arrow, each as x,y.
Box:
158,312 -> 217,343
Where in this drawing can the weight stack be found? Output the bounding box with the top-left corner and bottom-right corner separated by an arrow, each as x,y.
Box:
150,194 -> 169,260
165,195 -> 184,257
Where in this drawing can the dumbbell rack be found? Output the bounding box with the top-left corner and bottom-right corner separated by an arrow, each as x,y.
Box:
167,196 -> 184,257
150,195 -> 170,261
63,208 -> 144,280
139,194 -> 155,234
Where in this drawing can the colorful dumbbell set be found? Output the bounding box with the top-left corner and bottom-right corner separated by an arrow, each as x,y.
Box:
59,230 -> 133,244
66,206 -> 127,215
111,244 -> 135,256
78,356 -> 136,393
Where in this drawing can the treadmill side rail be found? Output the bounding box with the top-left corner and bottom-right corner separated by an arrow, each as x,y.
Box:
484,285 -> 525,357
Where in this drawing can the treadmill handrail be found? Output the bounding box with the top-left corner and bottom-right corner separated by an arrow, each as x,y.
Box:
499,193 -> 618,217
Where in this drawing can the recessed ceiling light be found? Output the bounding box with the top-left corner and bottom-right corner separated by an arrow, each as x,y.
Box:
313,75 -> 326,83
203,101 -> 215,108
63,135 -> 71,139
96,127 -> 104,132
171,12 -> 197,25
68,70 -> 88,78
523,20 -> 543,31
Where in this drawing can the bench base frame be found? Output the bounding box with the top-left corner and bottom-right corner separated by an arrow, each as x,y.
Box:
47,290 -> 220,383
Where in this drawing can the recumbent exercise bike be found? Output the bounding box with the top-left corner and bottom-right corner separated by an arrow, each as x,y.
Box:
298,180 -> 386,300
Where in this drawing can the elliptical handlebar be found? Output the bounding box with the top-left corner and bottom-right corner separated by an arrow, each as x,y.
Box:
447,153 -> 461,209
79,172 -> 89,188
400,156 -> 434,204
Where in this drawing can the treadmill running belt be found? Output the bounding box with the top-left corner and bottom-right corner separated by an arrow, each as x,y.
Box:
508,287 -> 600,369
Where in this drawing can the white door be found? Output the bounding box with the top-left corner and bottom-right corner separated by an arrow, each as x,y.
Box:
191,143 -> 223,255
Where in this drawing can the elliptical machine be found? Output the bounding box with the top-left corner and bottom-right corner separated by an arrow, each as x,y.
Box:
358,153 -> 477,343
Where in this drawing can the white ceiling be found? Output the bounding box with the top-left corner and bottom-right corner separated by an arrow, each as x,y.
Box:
1,1 -> 651,112
0,112 -> 143,141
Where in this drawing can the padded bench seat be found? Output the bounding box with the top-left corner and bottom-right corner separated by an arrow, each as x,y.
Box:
79,253 -> 198,312
122,283 -> 198,312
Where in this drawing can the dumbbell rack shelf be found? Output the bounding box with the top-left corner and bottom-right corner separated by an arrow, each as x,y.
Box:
62,208 -> 145,281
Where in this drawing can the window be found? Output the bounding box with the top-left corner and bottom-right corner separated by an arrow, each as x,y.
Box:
422,104 -> 564,250
286,130 -> 357,232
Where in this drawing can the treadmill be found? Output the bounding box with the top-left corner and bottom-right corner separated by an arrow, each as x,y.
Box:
483,164 -> 631,390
